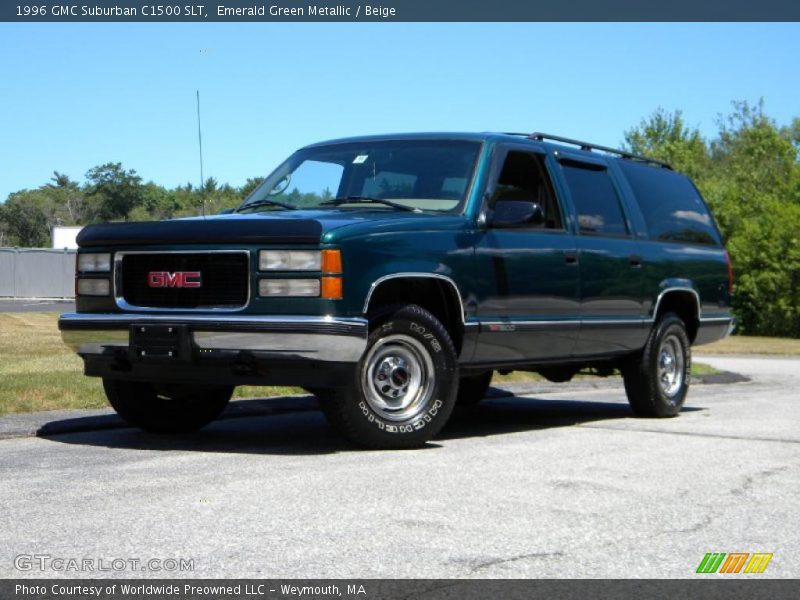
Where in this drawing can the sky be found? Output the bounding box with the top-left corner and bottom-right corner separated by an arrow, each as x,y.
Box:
1,22 -> 799,201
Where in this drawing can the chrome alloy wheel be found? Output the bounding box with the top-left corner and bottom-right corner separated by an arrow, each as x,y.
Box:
361,334 -> 436,421
657,333 -> 685,399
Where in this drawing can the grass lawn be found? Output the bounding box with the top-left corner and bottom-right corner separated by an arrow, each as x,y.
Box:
694,335 -> 800,356
0,312 -> 787,416
0,312 -> 302,416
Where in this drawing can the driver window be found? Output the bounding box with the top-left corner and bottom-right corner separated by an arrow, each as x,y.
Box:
491,151 -> 563,229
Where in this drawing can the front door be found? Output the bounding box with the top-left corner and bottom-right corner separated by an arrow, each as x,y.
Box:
472,146 -> 580,363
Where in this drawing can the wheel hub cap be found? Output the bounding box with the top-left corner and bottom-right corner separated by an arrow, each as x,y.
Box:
657,333 -> 685,399
375,357 -> 411,397
361,334 -> 436,421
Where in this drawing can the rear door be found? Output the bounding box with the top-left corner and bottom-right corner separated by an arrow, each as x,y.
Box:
472,144 -> 580,362
554,154 -> 647,356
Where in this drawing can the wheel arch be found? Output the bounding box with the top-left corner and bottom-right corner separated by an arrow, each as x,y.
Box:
651,286 -> 700,343
362,273 -> 465,353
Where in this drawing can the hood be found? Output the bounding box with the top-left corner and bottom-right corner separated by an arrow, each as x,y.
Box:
76,209 -> 463,247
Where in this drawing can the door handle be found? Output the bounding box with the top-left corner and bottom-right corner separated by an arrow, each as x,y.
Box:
629,254 -> 642,267
564,251 -> 578,265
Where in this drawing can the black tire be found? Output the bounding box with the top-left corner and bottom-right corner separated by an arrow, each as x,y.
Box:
318,304 -> 459,449
621,312 -> 691,417
103,379 -> 233,434
456,371 -> 493,405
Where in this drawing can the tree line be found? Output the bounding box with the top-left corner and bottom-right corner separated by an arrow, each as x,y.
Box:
0,166 -> 264,248
623,101 -> 799,338
1,100 -> 798,337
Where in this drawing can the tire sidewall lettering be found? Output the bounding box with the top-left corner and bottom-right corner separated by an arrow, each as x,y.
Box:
358,397 -> 445,434
409,321 -> 442,353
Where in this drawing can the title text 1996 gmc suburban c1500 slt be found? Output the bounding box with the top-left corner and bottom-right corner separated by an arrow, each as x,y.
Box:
59,131 -> 735,448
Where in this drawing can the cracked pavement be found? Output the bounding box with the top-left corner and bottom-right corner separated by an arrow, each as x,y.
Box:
0,355 -> 797,578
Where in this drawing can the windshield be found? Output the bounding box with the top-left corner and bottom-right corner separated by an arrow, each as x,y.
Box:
240,139 -> 481,213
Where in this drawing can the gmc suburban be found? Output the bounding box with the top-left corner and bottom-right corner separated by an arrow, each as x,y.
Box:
59,132 -> 735,448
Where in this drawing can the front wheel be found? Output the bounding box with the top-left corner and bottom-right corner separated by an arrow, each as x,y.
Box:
318,304 -> 459,449
621,312 -> 691,417
103,379 -> 233,434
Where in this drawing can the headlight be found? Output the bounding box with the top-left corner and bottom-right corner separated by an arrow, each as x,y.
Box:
78,253 -> 111,272
259,250 -> 321,271
76,278 -> 110,296
259,279 -> 320,297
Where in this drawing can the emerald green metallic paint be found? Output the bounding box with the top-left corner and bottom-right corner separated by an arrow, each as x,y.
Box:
72,132 -> 733,368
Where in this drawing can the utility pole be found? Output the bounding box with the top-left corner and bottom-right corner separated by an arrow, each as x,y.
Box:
196,89 -> 205,217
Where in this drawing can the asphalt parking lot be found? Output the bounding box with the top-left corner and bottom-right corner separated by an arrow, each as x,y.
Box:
0,299 -> 74,313
0,355 -> 797,579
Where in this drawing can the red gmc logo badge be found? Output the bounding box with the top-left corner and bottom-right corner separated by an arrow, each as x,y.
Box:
147,271 -> 202,288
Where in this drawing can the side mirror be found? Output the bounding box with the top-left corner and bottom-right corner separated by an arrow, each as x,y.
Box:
269,175 -> 291,196
490,200 -> 544,228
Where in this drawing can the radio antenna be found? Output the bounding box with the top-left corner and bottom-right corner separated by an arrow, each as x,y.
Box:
196,89 -> 205,218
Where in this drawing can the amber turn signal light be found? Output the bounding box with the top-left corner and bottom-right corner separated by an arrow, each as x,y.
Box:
321,249 -> 342,274
321,276 -> 343,300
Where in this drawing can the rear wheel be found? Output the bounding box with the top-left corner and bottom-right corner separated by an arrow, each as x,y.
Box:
622,312 -> 691,417
318,304 -> 458,449
456,371 -> 493,405
103,379 -> 233,434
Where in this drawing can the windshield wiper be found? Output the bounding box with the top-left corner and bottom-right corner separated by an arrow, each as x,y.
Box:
320,196 -> 420,213
235,198 -> 297,212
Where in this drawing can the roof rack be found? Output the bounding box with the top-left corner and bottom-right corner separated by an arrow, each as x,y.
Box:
502,131 -> 672,169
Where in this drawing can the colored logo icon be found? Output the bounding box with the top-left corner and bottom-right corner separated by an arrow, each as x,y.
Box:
696,552 -> 773,574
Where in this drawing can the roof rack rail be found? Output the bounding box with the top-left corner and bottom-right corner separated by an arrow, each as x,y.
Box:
519,132 -> 672,169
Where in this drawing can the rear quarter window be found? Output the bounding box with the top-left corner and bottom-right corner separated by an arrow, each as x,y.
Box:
560,159 -> 628,237
619,161 -> 721,246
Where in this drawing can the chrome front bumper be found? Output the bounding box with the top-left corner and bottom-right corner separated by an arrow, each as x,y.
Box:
58,313 -> 369,363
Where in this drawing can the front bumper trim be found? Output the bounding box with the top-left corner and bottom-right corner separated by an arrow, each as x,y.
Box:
58,312 -> 368,363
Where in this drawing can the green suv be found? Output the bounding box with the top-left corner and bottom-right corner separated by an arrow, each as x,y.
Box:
59,132 -> 735,448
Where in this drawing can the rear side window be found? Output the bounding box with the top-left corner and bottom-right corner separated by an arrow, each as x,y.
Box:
560,159 -> 628,237
619,161 -> 721,246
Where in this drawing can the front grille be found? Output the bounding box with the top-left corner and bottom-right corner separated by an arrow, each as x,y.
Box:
119,252 -> 249,309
